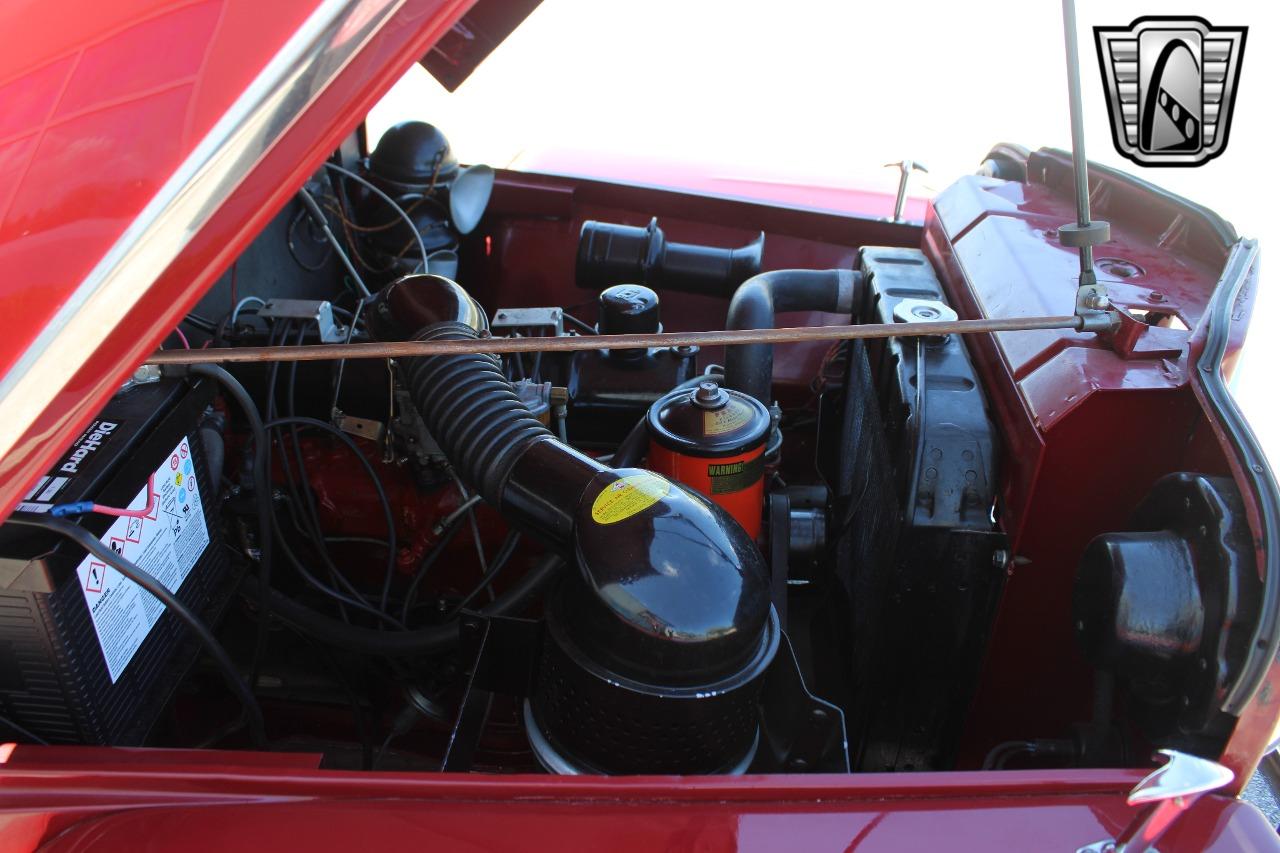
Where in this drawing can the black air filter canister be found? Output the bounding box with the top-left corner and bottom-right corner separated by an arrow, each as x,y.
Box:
371,274 -> 779,774
527,469 -> 778,775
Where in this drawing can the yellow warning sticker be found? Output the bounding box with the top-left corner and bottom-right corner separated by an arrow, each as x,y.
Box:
704,399 -> 753,436
590,472 -> 671,525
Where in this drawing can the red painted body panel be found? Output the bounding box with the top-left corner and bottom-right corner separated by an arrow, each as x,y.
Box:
925,151 -> 1275,784
0,746 -> 1276,851
517,149 -> 931,223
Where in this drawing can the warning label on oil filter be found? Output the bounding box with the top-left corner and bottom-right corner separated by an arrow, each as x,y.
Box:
703,399 -> 753,437
75,435 -> 208,683
707,454 -> 765,495
590,472 -> 671,525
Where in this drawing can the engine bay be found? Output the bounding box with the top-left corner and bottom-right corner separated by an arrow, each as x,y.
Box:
0,121 -> 1263,778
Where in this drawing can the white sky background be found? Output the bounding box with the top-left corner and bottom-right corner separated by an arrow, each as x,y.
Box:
371,0 -> 1280,466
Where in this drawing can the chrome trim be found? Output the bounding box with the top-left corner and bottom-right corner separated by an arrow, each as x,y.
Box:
1076,749 -> 1234,853
0,0 -> 405,463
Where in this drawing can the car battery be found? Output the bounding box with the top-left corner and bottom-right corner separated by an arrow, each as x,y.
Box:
0,376 -> 232,745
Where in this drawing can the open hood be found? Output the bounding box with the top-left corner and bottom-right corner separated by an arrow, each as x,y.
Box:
0,0 -> 547,517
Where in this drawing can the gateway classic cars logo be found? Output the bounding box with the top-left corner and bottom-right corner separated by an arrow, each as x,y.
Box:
1094,16 -> 1247,167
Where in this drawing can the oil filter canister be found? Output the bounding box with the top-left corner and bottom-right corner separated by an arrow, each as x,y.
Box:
646,380 -> 770,539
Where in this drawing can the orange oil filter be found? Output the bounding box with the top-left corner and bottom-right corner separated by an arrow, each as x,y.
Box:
646,380 -> 770,539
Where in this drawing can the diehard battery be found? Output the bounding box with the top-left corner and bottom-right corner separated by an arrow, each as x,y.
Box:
0,376 -> 231,745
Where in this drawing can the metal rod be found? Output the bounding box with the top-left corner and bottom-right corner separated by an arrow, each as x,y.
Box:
147,315 -> 1082,365
892,171 -> 909,223
1061,0 -> 1095,274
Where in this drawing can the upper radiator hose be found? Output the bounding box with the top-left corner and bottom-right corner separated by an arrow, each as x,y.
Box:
724,268 -> 862,405
370,275 -> 777,773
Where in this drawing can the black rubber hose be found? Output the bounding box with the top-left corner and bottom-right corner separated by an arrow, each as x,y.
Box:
398,323 -> 552,505
7,514 -> 267,748
242,553 -> 565,656
188,363 -> 274,692
723,269 -> 861,404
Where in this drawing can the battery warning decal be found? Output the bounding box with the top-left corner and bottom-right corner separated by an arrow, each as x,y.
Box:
75,436 -> 209,683
590,472 -> 671,525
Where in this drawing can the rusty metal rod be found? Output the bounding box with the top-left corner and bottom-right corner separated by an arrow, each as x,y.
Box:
147,315 -> 1082,365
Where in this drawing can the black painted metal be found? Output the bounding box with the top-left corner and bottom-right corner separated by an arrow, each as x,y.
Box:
1075,472 -> 1261,745
819,247 -> 1006,772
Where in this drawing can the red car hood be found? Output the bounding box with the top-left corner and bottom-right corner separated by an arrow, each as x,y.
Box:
0,0 -> 536,519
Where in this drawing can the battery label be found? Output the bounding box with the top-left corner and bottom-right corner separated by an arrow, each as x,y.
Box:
56,419 -> 123,477
75,435 -> 209,683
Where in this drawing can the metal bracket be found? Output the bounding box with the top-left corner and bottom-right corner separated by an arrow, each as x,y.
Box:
1076,749 -> 1234,853
752,632 -> 849,773
258,298 -> 347,342
118,363 -> 162,394
491,307 -> 565,337
440,613 -> 541,772
332,410 -> 385,443
767,493 -> 791,631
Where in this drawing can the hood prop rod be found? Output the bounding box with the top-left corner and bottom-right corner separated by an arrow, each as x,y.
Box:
145,314 -> 1084,366
1057,0 -> 1116,333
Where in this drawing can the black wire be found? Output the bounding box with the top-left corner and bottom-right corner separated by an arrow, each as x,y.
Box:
266,324 -> 364,620
189,363 -> 274,711
325,536 -> 390,548
446,531 -> 520,618
7,514 -> 267,748
269,508 -> 403,628
323,162 -> 427,272
285,325 -> 331,574
452,477 -> 493,603
400,520 -> 464,626
182,313 -> 218,334
287,206 -> 332,272
265,323 -> 325,600
297,187 -> 372,298
562,312 -> 597,335
0,711 -> 49,745
329,297 -> 366,418
241,553 -> 565,657
264,417 -> 397,615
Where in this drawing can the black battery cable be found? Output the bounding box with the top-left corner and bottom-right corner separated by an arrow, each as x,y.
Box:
6,513 -> 267,749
